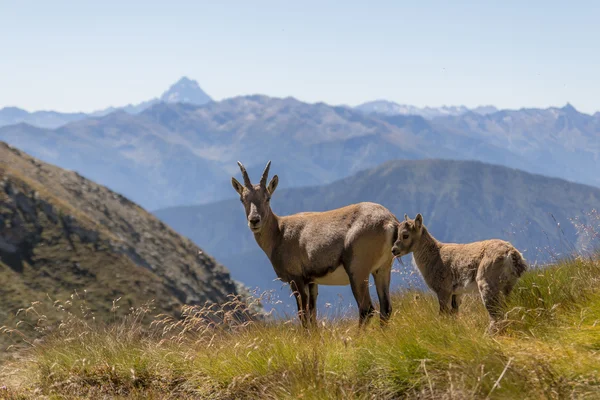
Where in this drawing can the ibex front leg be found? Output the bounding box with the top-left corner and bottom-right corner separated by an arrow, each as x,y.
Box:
290,280 -> 310,329
437,290 -> 453,315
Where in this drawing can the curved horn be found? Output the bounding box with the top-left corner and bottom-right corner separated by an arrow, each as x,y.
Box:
260,160 -> 271,187
237,161 -> 252,187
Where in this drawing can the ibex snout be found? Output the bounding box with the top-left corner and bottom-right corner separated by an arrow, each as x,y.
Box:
391,246 -> 401,257
248,215 -> 262,231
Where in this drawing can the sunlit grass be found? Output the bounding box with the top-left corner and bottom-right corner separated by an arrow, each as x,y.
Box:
1,255 -> 600,399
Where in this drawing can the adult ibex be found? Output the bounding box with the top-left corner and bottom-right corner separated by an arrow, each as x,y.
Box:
392,213 -> 527,333
231,161 -> 399,328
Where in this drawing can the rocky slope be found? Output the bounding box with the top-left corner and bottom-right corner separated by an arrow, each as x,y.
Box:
0,142 -> 242,343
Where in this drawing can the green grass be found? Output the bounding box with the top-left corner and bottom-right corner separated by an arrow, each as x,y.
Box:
1,257 -> 600,399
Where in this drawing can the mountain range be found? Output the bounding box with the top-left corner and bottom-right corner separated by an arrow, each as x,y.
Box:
155,159 -> 600,314
0,77 -> 212,129
0,87 -> 598,211
0,77 -> 504,130
0,141 -> 244,346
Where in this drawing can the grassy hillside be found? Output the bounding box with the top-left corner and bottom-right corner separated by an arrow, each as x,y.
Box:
1,254 -> 599,399
0,142 -> 245,351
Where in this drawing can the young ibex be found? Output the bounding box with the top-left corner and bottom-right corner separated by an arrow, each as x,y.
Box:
392,214 -> 527,333
231,161 -> 399,328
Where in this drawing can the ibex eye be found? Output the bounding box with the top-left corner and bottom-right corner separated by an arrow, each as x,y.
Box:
402,234 -> 409,240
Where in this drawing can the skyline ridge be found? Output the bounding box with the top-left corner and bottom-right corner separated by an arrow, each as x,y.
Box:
0,76 -> 594,116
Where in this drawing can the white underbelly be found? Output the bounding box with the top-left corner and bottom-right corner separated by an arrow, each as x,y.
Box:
312,265 -> 351,286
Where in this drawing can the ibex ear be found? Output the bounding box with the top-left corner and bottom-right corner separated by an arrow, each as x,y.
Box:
404,214 -> 409,221
414,213 -> 423,230
267,175 -> 279,195
231,177 -> 245,195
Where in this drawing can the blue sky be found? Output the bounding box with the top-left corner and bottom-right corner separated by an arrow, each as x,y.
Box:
1,1 -> 598,113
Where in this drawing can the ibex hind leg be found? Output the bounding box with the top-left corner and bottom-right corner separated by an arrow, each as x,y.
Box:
502,279 -> 517,298
502,254 -> 520,298
437,290 -> 453,315
477,280 -> 504,335
347,268 -> 375,329
477,257 -> 512,335
451,294 -> 462,314
308,283 -> 318,328
343,237 -> 382,329
372,259 -> 393,326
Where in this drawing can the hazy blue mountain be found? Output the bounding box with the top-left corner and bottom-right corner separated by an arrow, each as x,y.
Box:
154,159 -> 600,314
429,104 -> 600,192
91,76 -> 213,116
159,76 -> 212,104
0,96 -> 517,209
0,111 -> 227,210
0,97 -> 598,211
355,100 -> 498,119
472,105 -> 499,115
0,77 -> 212,128
90,98 -> 160,117
0,106 -> 88,129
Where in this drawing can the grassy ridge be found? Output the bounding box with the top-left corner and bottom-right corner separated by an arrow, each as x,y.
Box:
1,256 -> 600,399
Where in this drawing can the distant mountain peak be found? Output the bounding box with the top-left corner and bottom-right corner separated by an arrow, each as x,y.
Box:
0,106 -> 29,118
562,102 -> 577,112
160,77 -> 212,105
472,105 -> 499,115
2,106 -> 26,112
176,76 -> 195,84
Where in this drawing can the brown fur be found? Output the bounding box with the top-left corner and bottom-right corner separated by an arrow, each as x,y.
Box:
392,214 -> 527,334
232,161 -> 398,328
